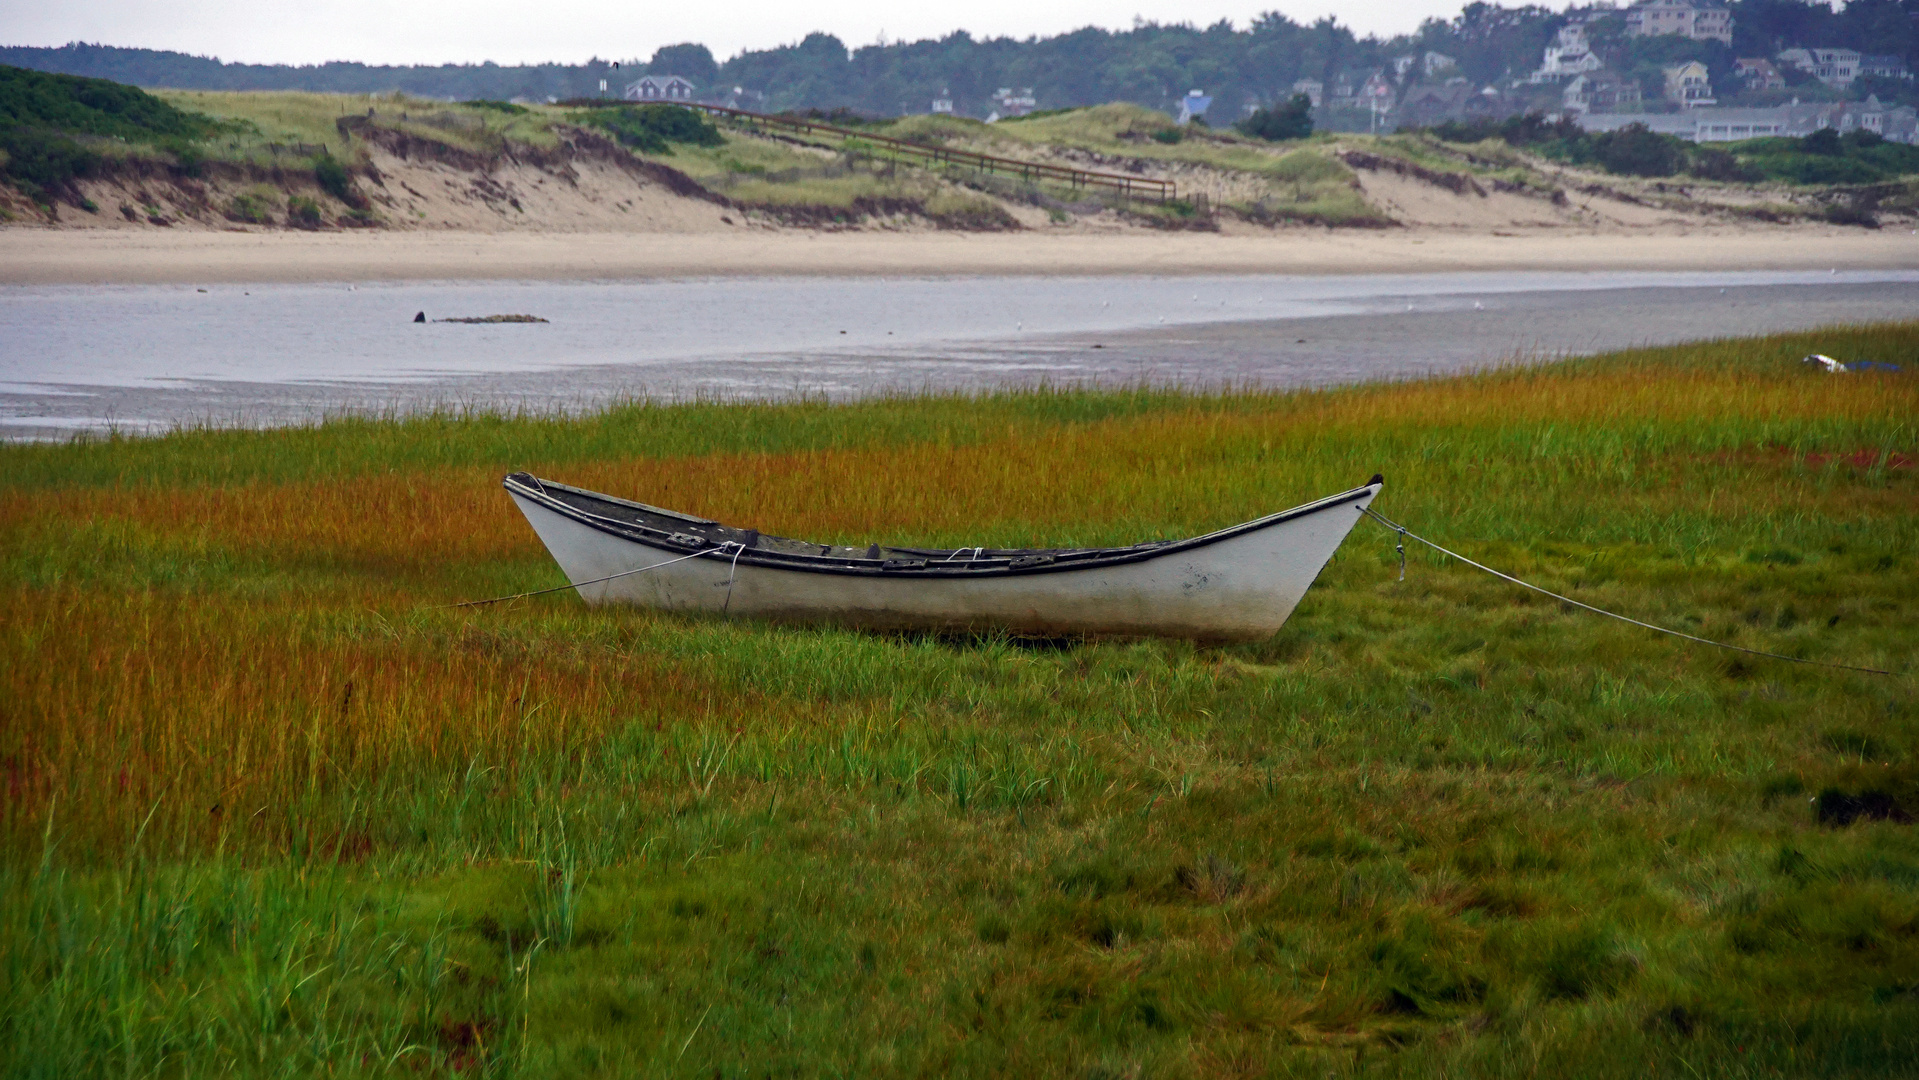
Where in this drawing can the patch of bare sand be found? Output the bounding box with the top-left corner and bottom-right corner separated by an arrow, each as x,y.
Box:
2,226 -> 1913,286
356,148 -> 737,233
1349,169 -> 1694,230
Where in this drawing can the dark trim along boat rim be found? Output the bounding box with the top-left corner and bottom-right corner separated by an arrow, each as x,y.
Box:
502,473 -> 1386,580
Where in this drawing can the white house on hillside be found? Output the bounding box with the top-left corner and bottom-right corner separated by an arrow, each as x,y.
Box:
1859,55 -> 1911,81
1777,48 -> 1860,88
1734,58 -> 1785,90
1840,95 -> 1918,141
1529,23 -> 1606,83
1625,0 -> 1733,45
624,74 -> 697,101
1663,61 -> 1715,107
1577,99 -> 1919,143
1563,70 -> 1642,113
1392,51 -> 1458,79
988,87 -> 1036,120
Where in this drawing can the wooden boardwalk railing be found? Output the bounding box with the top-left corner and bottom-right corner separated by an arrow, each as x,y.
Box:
666,102 -> 1176,203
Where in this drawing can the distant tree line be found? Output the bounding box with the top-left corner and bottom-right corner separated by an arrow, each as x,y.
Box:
2,1 -> 1913,119
0,42 -> 634,103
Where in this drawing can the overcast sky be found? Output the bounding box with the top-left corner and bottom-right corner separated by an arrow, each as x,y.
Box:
2,1 -> 1540,67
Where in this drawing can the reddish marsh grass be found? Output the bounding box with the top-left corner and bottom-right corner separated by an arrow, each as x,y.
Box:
2,331 -> 1913,853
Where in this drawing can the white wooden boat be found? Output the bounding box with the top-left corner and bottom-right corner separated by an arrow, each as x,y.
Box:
503,472 -> 1383,641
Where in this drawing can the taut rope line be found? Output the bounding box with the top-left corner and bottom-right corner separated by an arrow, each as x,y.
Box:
450,542 -> 742,609
1357,505 -> 1893,676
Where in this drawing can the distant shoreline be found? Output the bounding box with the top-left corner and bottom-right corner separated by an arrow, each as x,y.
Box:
3,227 -> 1916,287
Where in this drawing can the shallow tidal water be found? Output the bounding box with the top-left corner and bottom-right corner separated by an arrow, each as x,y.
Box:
2,269 -> 1915,440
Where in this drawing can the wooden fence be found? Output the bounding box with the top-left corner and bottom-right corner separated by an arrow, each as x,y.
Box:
669,102 -> 1177,202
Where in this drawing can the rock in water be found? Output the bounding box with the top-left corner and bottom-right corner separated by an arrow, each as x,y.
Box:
434,314 -> 550,324
413,311 -> 426,323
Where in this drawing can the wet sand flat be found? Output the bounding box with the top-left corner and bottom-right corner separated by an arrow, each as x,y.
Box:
5,274 -> 1913,441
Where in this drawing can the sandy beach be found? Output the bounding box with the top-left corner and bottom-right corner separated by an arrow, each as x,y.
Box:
3,225 -> 1915,285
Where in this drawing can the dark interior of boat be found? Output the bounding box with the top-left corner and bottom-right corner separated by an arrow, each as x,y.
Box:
504,472 -> 1168,572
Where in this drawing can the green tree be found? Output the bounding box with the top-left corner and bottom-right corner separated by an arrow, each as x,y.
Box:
1239,93 -> 1315,140
1594,123 -> 1682,177
648,44 -> 718,87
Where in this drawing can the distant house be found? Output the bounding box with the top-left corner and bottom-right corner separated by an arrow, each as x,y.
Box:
1663,61 -> 1715,107
1883,105 -> 1919,144
1579,101 -> 1878,142
1838,95 -> 1919,141
990,87 -> 1036,119
1175,89 -> 1213,124
1777,48 -> 1860,88
1582,111 -> 1726,138
1529,23 -> 1605,83
1733,58 -> 1785,91
931,89 -> 953,115
1687,110 -> 1792,140
1397,82 -> 1514,128
1859,55 -> 1912,82
1393,51 -> 1457,80
1563,70 -> 1643,114
1586,100 -> 1919,144
1625,0 -> 1733,45
624,74 -> 696,102
1396,83 -> 1456,123
714,85 -> 765,111
1359,71 -> 1396,109
1290,78 -> 1324,108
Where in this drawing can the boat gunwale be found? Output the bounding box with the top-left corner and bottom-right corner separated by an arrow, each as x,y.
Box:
503,472 -> 1382,580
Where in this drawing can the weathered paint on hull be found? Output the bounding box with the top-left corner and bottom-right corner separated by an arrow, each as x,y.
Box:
507,485 -> 1377,641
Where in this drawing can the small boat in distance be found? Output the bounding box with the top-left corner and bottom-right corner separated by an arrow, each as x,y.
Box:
503,473 -> 1383,641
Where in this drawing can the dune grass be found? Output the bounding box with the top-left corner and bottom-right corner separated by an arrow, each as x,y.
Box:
152,90 -> 565,164
134,90 -> 1015,224
2,325 -> 1916,1077
104,94 -> 1393,226
879,105 -> 1378,224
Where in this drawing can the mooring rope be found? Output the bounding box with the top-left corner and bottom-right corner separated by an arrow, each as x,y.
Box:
1357,505 -> 1894,676
721,541 -> 747,614
450,542 -> 742,609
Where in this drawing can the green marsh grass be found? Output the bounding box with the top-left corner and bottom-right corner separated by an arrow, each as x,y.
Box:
2,325 -> 1917,1076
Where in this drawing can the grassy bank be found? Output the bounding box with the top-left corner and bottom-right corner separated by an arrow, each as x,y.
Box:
2,74 -> 1381,229
12,71 -> 1919,232
878,105 -> 1378,226
2,325 -> 1916,1077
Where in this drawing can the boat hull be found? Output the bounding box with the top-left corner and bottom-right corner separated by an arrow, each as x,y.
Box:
506,480 -> 1379,641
